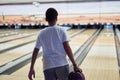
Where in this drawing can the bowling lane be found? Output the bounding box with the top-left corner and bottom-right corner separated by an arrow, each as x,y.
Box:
0,43 -> 35,66
0,29 -> 79,51
8,29 -> 97,80
0,30 -> 17,34
0,29 -> 44,51
0,29 -> 79,66
70,29 -> 97,53
67,29 -> 80,35
80,29 -> 120,80
0,34 -> 38,51
0,29 -> 30,37
0,29 -> 40,41
0,31 -> 19,38
0,28 -> 76,41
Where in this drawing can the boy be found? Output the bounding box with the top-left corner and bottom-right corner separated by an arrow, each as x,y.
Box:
28,8 -> 82,80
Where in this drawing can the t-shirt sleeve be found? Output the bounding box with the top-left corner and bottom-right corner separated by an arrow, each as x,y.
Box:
62,28 -> 70,42
35,34 -> 41,49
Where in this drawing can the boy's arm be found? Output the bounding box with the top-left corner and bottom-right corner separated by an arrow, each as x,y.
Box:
63,41 -> 76,66
28,48 -> 39,80
30,48 -> 39,69
63,41 -> 82,72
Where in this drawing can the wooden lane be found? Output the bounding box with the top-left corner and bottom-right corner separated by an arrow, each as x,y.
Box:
0,30 -> 16,34
0,30 -> 39,40
6,29 -> 97,80
0,43 -> 35,66
0,29 -> 75,41
70,29 -> 97,53
67,29 -> 80,35
0,29 -> 82,80
0,29 -> 40,34
0,29 -> 79,51
0,29 -> 32,38
0,29 -> 40,40
0,35 -> 37,51
0,31 -> 19,38
0,29 -> 79,66
0,33 -> 34,42
80,29 -> 120,80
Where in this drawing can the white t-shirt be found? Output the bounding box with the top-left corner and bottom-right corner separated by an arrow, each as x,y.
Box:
35,25 -> 70,71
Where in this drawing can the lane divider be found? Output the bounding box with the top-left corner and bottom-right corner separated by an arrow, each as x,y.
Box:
114,27 -> 120,75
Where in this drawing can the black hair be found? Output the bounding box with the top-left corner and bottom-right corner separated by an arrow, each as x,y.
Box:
45,8 -> 58,22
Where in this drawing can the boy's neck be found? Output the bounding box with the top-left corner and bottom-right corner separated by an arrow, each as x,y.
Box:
49,23 -> 56,26
48,21 -> 56,26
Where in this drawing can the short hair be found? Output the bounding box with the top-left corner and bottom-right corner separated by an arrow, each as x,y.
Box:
45,8 -> 58,22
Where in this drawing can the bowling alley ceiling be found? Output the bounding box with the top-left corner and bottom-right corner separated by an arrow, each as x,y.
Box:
0,0 -> 119,5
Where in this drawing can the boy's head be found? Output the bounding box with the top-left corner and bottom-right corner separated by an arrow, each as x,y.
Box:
45,8 -> 58,22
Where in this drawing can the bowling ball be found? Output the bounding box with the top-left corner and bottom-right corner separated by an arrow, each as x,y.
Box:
68,71 -> 85,80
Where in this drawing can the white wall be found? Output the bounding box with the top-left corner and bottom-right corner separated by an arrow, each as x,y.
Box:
0,1 -> 120,15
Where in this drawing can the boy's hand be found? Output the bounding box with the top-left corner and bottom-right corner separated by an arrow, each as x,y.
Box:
73,66 -> 82,72
28,69 -> 35,80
